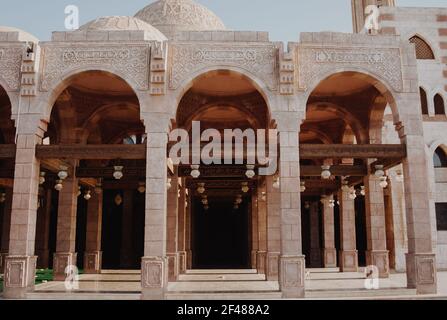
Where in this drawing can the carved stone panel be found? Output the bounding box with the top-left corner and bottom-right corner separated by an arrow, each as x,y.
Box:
142,257 -> 164,289
297,46 -> 403,92
40,44 -> 150,91
169,43 -> 278,91
0,46 -> 23,90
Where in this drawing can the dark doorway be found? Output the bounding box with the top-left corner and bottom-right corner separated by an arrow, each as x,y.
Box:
192,197 -> 250,269
355,196 -> 367,267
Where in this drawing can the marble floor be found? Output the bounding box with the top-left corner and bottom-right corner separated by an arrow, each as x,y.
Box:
2,269 -> 446,300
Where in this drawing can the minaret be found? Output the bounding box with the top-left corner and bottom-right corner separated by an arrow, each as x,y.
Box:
351,0 -> 395,33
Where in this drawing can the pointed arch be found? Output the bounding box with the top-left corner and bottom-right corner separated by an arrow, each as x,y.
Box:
434,93 -> 445,115
420,87 -> 429,115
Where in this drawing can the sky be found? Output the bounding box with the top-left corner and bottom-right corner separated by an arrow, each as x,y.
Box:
0,0 -> 446,42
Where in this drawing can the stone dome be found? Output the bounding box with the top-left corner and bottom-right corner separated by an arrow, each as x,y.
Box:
80,16 -> 167,41
0,26 -> 39,42
135,0 -> 226,39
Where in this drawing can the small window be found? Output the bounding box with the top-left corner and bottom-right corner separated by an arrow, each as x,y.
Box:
434,147 -> 447,168
434,94 -> 445,115
420,88 -> 428,115
409,36 -> 435,60
436,203 -> 447,231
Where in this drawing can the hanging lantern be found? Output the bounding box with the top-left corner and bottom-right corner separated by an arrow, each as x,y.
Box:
39,172 -> 46,185
379,176 -> 389,189
245,165 -> 256,179
304,202 -> 310,210
113,166 -> 124,180
197,183 -> 205,194
273,177 -> 280,189
300,181 -> 306,193
137,182 -> 146,194
236,194 -> 243,205
54,180 -> 63,191
321,165 -> 332,180
349,188 -> 357,200
241,182 -> 250,193
77,186 -> 81,197
84,190 -> 92,201
0,192 -> 6,203
114,194 -> 123,206
190,165 -> 200,179
166,178 -> 172,190
261,192 -> 267,202
58,166 -> 69,180
329,200 -> 336,208
374,165 -> 385,178
360,186 -> 366,196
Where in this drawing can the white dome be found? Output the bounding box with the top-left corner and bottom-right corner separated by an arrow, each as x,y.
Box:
80,16 -> 167,41
0,26 -> 38,42
135,0 -> 226,39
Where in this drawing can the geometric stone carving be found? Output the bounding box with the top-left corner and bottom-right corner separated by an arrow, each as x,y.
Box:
150,41 -> 167,95
366,250 -> 390,278
3,256 -> 37,299
84,251 -> 102,274
279,255 -> 305,298
323,248 -> 337,268
279,44 -> 295,95
266,252 -> 280,280
21,45 -> 38,96
406,253 -> 437,294
40,44 -> 150,91
297,46 -> 403,92
339,250 -> 359,272
53,252 -> 77,281
141,256 -> 167,300
169,43 -> 278,91
0,46 -> 23,90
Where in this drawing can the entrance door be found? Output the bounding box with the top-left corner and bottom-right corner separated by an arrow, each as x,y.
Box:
192,197 -> 250,269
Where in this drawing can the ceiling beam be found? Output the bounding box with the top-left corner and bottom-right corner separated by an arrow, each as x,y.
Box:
36,144 -> 146,160
300,144 -> 406,159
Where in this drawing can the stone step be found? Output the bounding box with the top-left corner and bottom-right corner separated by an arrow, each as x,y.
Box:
185,269 -> 258,274
168,280 -> 280,293
178,273 -> 266,281
306,288 -> 417,299
26,292 -> 141,300
167,292 -> 282,300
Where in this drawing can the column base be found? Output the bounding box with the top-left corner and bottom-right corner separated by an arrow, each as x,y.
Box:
141,256 -> 167,300
178,251 -> 187,274
406,253 -> 437,294
0,251 -> 8,274
366,250 -> 390,278
84,251 -> 102,274
266,252 -> 280,281
323,248 -> 337,268
280,255 -> 305,298
3,255 -> 37,299
166,253 -> 179,282
256,251 -> 267,275
53,252 -> 77,281
251,250 -> 258,269
339,250 -> 358,272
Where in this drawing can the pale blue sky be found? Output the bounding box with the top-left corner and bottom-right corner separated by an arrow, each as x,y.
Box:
1,0 -> 446,41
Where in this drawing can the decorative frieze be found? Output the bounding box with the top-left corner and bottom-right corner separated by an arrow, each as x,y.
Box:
0,46 -> 23,90
279,46 -> 295,95
169,44 -> 278,91
40,44 -> 150,91
298,46 -> 403,92
150,41 -> 168,95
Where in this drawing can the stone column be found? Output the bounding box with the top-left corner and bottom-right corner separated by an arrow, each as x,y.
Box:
321,196 -> 337,268
266,176 -> 280,281
177,184 -> 187,274
166,172 -> 179,282
309,202 -> 322,267
53,171 -> 78,281
120,190 -> 134,268
277,121 -> 305,298
338,188 -> 358,272
35,187 -> 52,269
401,134 -> 437,294
84,191 -> 103,274
3,132 -> 42,299
251,193 -> 259,268
364,173 -> 390,278
185,191 -> 192,270
0,188 -> 13,273
256,185 -> 267,275
141,114 -> 169,300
